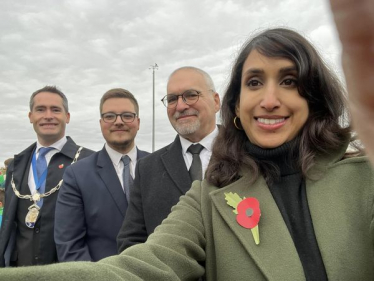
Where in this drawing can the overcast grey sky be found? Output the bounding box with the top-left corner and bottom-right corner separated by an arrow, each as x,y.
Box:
0,0 -> 343,166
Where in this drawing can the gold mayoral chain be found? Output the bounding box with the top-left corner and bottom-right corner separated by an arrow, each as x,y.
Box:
11,147 -> 83,228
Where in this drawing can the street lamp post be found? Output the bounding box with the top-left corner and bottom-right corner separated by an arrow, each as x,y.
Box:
149,63 -> 158,152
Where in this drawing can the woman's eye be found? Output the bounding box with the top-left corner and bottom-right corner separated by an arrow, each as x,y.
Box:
247,79 -> 261,87
282,78 -> 297,86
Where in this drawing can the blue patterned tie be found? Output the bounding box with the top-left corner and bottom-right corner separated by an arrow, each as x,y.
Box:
36,147 -> 53,207
121,155 -> 133,206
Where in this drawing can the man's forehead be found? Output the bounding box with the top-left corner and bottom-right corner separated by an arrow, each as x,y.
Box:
33,100 -> 63,106
33,92 -> 63,101
32,92 -> 64,107
167,70 -> 207,92
102,97 -> 136,111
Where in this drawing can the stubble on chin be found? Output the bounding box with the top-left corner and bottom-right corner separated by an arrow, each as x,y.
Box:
174,119 -> 200,135
172,109 -> 200,135
108,137 -> 135,152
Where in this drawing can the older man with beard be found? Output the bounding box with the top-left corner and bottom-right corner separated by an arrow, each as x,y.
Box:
117,66 -> 220,252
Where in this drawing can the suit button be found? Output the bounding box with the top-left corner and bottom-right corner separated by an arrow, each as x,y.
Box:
34,256 -> 38,260
35,228 -> 40,233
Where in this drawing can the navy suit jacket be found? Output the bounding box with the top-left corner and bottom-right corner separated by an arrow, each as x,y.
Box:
117,136 -> 193,252
54,146 -> 149,262
0,137 -> 93,267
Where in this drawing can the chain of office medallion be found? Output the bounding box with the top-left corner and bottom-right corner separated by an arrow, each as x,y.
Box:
11,147 -> 83,201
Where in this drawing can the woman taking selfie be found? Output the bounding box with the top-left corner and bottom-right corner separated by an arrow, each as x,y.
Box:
3,27 -> 374,281
203,27 -> 373,280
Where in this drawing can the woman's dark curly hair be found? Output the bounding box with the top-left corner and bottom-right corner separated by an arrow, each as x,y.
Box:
206,28 -> 352,187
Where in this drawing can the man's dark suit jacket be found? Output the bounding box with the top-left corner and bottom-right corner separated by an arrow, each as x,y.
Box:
54,146 -> 149,262
0,137 -> 93,267
117,135 -> 194,252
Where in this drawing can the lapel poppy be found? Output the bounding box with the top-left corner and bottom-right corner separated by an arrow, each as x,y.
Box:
225,192 -> 261,245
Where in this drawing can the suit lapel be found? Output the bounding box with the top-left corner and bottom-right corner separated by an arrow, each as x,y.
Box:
11,137 -> 79,195
5,144 -> 35,220
97,148 -> 127,217
136,148 -> 149,160
303,141 -> 350,279
58,137 -> 79,159
161,136 -> 192,195
43,137 -> 78,193
210,171 -> 305,280
12,145 -> 35,194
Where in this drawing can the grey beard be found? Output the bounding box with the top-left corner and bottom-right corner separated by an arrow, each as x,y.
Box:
172,109 -> 200,136
174,119 -> 200,135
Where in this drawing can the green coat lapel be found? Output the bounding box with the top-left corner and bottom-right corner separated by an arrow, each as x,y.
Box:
210,171 -> 305,280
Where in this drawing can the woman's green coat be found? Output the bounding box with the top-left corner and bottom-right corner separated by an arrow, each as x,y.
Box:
3,142 -> 374,280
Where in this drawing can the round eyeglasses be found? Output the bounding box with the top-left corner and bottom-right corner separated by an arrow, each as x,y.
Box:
101,112 -> 137,123
161,90 -> 201,108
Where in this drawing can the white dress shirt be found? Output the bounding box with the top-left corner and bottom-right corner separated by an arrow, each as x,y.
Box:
104,143 -> 137,189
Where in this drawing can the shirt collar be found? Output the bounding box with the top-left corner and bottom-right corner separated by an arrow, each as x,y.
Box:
36,136 -> 67,153
179,125 -> 219,155
105,143 -> 137,166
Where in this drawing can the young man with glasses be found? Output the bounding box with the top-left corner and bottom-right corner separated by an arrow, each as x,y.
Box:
54,88 -> 149,262
117,66 -> 220,252
0,86 -> 93,267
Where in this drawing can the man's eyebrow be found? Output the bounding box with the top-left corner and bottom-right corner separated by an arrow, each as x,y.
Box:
34,105 -> 63,110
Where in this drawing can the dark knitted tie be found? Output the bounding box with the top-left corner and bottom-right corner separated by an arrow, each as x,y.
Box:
187,144 -> 204,181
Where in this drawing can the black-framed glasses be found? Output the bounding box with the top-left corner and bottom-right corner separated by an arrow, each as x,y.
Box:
161,90 -> 201,108
101,112 -> 137,123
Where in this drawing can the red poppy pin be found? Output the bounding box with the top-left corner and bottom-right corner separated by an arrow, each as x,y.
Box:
224,192 -> 261,245
59,164 -> 64,169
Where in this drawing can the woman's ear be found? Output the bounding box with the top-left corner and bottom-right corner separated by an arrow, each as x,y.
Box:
235,102 -> 240,118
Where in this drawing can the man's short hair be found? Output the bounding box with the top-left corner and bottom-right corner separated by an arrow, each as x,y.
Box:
4,158 -> 13,168
29,86 -> 69,112
100,88 -> 139,115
